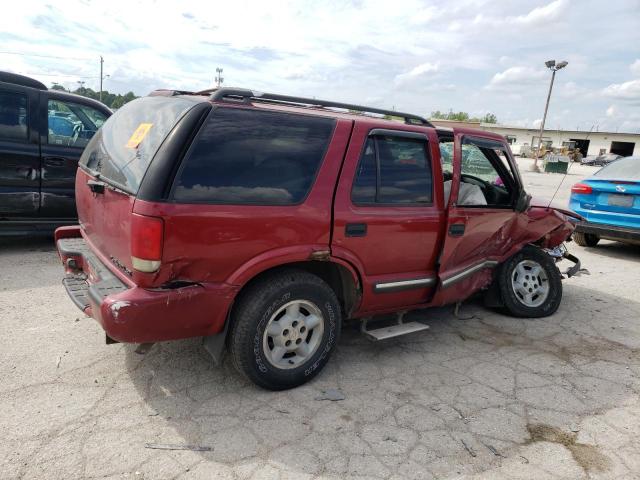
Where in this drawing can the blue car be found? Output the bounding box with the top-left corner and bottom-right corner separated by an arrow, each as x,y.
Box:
569,156 -> 640,246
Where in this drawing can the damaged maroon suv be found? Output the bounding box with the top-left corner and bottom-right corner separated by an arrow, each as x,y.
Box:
56,88 -> 581,390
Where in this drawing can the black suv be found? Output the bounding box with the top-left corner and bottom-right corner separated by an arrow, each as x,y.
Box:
0,72 -> 112,235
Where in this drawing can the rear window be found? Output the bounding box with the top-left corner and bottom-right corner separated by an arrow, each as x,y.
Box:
80,96 -> 196,192
172,107 -> 335,204
594,156 -> 640,180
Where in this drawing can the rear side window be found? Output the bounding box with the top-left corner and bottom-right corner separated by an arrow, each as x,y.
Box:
173,108 -> 335,204
0,91 -> 28,142
352,134 -> 432,204
79,96 -> 196,192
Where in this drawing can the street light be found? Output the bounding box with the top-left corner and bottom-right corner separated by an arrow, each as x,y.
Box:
531,59 -> 568,172
215,67 -> 224,88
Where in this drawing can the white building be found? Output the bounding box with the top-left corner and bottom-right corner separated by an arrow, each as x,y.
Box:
431,120 -> 640,157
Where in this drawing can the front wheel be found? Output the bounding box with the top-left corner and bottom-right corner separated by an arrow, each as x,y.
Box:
497,245 -> 562,318
228,269 -> 341,390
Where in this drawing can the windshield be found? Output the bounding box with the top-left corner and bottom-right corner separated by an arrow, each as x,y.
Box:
79,96 -> 197,192
594,157 -> 640,180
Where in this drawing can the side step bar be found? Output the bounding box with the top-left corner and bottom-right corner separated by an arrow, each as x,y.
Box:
361,311 -> 430,341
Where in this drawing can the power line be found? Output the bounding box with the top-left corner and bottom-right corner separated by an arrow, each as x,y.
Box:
0,50 -> 92,61
22,71 -> 99,79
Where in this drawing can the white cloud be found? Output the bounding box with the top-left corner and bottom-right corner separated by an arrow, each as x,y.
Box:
394,62 -> 439,85
606,105 -> 617,117
512,0 -> 568,26
486,66 -> 546,90
1,0 -> 638,132
602,79 -> 640,103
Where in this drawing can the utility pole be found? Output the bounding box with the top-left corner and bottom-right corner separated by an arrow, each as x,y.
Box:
531,60 -> 568,172
215,67 -> 224,88
100,56 -> 103,102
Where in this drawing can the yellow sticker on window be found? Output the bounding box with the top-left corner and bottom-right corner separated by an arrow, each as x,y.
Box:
126,123 -> 153,149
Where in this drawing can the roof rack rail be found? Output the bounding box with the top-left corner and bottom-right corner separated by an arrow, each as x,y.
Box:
209,88 -> 433,127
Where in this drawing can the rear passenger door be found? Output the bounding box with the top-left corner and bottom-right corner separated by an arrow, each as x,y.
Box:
39,94 -> 108,218
332,124 -> 445,313
0,87 -> 40,217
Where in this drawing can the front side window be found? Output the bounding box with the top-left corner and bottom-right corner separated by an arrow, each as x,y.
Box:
47,99 -> 108,148
173,108 -> 335,205
0,91 -> 28,142
352,134 -> 432,205
455,138 -> 515,206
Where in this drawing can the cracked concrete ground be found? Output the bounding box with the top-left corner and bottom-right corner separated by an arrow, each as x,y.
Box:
1,159 -> 639,479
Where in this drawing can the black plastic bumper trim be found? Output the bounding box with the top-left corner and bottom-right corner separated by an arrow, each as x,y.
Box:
576,222 -> 640,242
58,237 -> 128,312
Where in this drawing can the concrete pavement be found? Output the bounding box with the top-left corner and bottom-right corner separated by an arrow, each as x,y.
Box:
1,160 -> 639,479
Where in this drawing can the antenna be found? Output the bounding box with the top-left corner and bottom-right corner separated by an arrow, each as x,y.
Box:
545,125 -> 595,209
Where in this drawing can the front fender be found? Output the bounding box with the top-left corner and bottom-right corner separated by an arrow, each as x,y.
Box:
521,205 -> 577,249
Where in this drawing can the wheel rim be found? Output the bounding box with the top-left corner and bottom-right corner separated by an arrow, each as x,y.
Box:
511,259 -> 550,308
262,300 -> 325,370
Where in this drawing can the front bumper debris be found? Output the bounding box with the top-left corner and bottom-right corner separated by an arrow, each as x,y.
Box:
545,243 -> 583,278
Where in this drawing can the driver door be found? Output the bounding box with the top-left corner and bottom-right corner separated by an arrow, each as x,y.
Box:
39,94 -> 108,218
436,133 -> 521,305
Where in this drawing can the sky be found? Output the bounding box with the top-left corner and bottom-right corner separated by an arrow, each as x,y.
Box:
1,0 -> 639,132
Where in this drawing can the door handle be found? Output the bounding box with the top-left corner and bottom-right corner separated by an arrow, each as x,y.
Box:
43,156 -> 66,167
345,223 -> 367,237
449,223 -> 465,237
87,179 -> 106,194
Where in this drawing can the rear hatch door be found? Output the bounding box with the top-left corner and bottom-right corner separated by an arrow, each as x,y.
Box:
76,96 -> 203,280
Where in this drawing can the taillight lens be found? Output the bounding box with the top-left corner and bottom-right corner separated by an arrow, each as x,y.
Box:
571,183 -> 592,194
131,213 -> 163,272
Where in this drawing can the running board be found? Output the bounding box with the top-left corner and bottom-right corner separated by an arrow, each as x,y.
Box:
361,312 -> 430,341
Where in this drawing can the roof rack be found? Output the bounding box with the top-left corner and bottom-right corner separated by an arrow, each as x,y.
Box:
209,88 -> 433,127
0,71 -> 47,90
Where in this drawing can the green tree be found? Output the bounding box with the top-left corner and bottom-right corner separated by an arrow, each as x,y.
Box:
480,113 -> 497,124
111,96 -> 126,109
430,109 -> 498,124
61,86 -> 139,109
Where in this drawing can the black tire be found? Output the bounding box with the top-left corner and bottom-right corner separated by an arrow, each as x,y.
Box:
573,231 -> 600,247
228,269 -> 341,390
497,245 -> 562,318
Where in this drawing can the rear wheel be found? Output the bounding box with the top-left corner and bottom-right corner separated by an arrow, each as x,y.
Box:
228,269 -> 341,390
573,231 -> 599,247
497,245 -> 562,318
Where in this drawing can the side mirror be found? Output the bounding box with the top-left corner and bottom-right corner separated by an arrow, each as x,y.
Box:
515,190 -> 531,212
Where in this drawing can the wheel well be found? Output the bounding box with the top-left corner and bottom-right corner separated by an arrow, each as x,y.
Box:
232,261 -> 360,320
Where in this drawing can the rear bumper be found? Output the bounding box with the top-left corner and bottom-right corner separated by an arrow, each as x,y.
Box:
576,221 -> 640,243
55,226 -> 238,343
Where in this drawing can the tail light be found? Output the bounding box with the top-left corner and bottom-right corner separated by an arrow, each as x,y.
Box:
571,183 -> 592,194
131,213 -> 163,272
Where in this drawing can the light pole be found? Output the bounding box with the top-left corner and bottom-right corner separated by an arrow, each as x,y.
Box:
215,67 -> 224,88
531,59 -> 568,172
99,56 -> 110,102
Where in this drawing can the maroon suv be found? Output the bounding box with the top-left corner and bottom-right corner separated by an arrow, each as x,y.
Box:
56,88 -> 580,390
